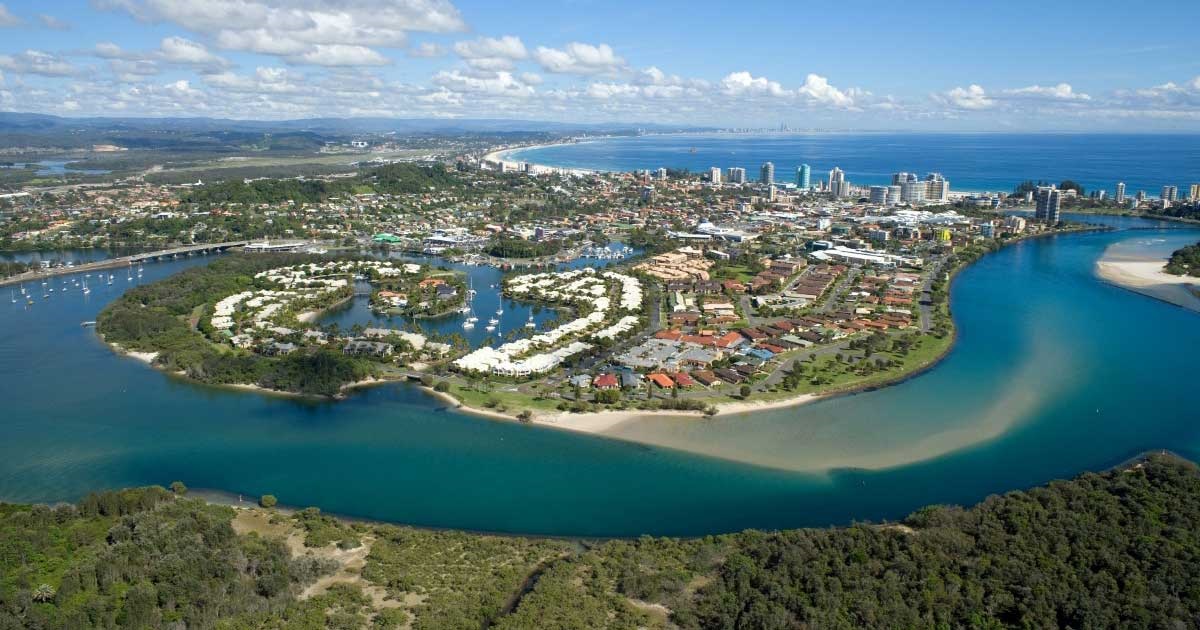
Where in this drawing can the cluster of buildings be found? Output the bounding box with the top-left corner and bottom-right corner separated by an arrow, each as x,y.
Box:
452,268 -> 644,377
208,260 -> 428,357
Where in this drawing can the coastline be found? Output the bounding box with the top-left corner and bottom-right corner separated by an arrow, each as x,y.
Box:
1095,250 -> 1200,314
420,224 -> 1105,457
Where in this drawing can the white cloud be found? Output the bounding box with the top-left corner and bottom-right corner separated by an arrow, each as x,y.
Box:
287,44 -> 390,67
585,82 -> 639,99
454,35 -> 526,61
1004,83 -> 1090,101
97,0 -> 467,66
39,14 -> 70,29
432,69 -> 534,97
719,71 -> 789,97
0,50 -> 78,77
796,74 -> 855,109
109,58 -> 161,81
534,42 -> 624,75
407,42 -> 445,58
94,42 -> 128,59
159,36 -> 228,67
0,3 -> 20,27
938,84 -> 994,110
205,67 -> 305,93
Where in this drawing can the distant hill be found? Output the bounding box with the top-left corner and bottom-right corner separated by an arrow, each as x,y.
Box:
0,112 -> 709,136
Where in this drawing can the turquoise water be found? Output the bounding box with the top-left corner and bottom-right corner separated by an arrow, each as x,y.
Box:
508,133 -> 1200,195
0,216 -> 1198,537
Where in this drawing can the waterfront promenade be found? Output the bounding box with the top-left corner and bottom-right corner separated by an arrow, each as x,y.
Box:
0,241 -> 249,288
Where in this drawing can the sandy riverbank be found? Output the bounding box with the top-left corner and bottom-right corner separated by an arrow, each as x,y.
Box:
423,384 -> 824,438
1095,252 -> 1200,314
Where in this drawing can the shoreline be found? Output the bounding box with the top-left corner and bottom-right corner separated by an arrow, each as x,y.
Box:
428,225 -> 1100,437
1095,249 -> 1200,314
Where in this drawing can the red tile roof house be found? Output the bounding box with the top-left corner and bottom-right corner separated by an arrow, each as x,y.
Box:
593,373 -> 620,390
714,331 -> 745,349
672,372 -> 697,388
691,370 -> 722,387
740,328 -> 770,342
646,373 -> 675,389
654,329 -> 684,341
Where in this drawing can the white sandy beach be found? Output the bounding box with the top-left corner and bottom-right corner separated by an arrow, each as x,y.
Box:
1095,257 -> 1200,313
422,384 -> 825,440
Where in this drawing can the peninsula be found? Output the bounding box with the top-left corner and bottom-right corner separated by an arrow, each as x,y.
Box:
1096,240 -> 1200,313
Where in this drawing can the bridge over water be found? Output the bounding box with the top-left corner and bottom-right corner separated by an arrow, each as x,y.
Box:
0,241 -> 249,288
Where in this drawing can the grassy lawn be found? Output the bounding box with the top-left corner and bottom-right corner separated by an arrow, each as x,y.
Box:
444,383 -> 563,414
712,264 -> 756,283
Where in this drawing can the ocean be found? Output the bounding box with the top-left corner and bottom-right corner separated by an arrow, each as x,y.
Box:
506,132 -> 1200,196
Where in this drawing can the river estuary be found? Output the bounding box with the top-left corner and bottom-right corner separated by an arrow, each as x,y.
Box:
0,215 -> 1197,537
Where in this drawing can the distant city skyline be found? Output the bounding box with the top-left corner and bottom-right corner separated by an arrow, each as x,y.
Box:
0,0 -> 1198,130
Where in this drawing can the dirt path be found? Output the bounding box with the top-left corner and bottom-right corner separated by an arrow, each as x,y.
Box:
231,509 -> 403,614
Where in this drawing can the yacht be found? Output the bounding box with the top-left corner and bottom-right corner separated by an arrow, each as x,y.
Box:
9,290 -> 15,303
525,315 -> 536,329
488,317 -> 499,325
495,307 -> 503,316
485,324 -> 496,332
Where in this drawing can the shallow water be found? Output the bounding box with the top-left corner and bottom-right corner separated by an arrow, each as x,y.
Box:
0,216 -> 1197,537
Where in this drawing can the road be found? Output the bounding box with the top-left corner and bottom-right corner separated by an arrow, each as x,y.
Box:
0,240 -> 249,288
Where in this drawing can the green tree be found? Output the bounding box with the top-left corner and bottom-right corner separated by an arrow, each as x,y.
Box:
170,481 -> 187,495
259,494 -> 278,508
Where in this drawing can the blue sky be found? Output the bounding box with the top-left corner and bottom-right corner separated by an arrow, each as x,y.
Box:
0,0 -> 1198,129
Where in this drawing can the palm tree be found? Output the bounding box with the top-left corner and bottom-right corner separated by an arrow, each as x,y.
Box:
32,584 -> 54,603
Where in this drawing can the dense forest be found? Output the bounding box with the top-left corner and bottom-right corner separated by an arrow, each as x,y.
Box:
179,163 -> 460,206
96,254 -> 374,396
3,453 -> 1199,628
1165,241 -> 1200,276
485,237 -> 564,259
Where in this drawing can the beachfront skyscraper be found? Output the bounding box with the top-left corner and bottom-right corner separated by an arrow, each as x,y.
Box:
900,180 -> 926,204
1161,185 -> 1178,203
760,162 -> 774,185
828,167 -> 850,198
708,166 -> 722,184
1190,183 -> 1200,202
797,164 -> 811,189
1115,182 -> 1126,204
924,173 -> 949,201
1035,186 -> 1061,224
726,167 -> 746,184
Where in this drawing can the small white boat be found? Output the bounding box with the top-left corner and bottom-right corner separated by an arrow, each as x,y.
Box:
524,316 -> 536,329
495,308 -> 503,315
485,324 -> 496,332
9,290 -> 15,303
462,320 -> 475,329
488,318 -> 499,325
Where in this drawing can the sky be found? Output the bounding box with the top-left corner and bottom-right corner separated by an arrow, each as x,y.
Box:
0,0 -> 1199,130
